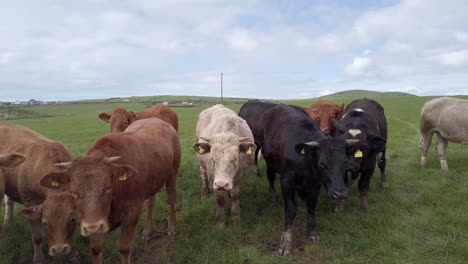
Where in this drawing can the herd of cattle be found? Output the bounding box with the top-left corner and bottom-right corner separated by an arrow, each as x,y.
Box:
0,96 -> 465,263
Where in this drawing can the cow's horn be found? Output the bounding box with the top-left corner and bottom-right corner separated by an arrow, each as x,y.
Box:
305,141 -> 320,147
55,162 -> 72,169
346,139 -> 359,145
106,156 -> 121,163
200,136 -> 210,143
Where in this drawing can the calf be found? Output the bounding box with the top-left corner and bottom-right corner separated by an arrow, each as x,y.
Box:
334,98 -> 388,213
259,104 -> 358,256
99,104 -> 179,132
193,104 -> 256,228
304,99 -> 344,135
420,97 -> 468,170
41,118 -> 180,264
0,123 -> 78,263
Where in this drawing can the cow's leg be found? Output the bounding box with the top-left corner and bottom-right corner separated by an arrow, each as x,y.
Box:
89,234 -> 105,264
230,185 -> 241,224
200,164 -> 209,198
118,219 -> 140,264
304,188 -> 320,242
253,146 -> 261,177
435,133 -> 449,171
29,219 -> 45,264
378,149 -> 388,188
4,195 -> 14,224
358,165 -> 375,213
277,174 -> 297,256
267,164 -> 276,202
165,173 -> 177,236
142,196 -> 155,241
420,130 -> 434,168
214,190 -> 228,228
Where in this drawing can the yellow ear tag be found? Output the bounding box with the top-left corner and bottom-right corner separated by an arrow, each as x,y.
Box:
118,172 -> 127,181
355,149 -> 363,158
301,148 -> 306,155
51,180 -> 60,187
246,147 -> 252,155
198,146 -> 205,154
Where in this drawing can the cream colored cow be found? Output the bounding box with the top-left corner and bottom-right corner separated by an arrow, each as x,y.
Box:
193,104 -> 256,228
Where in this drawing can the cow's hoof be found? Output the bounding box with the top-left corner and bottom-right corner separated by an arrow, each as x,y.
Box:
381,181 -> 389,188
359,205 -> 368,213
201,190 -> 209,199
32,255 -> 45,264
269,192 -> 276,203
231,216 -> 240,225
277,231 -> 292,256
216,222 -> 225,229
307,234 -> 320,243
167,230 -> 177,236
420,158 -> 427,168
440,161 -> 448,171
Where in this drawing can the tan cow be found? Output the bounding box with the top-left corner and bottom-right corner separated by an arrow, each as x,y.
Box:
0,152 -> 25,234
420,97 -> 468,170
98,104 -> 179,132
193,104 -> 256,228
40,118 -> 180,264
0,123 -> 78,263
304,100 -> 344,135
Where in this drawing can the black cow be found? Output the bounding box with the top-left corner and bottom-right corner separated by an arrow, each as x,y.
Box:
334,98 -> 387,213
255,104 -> 358,256
238,100 -> 309,178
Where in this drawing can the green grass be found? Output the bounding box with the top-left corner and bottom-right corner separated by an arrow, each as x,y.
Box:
1,96 -> 468,263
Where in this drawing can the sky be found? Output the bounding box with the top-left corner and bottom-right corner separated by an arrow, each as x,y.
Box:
1,0 -> 468,101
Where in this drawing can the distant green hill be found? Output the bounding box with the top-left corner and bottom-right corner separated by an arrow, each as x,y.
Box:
319,90 -> 416,100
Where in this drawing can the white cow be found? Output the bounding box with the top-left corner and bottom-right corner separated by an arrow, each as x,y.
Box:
420,97 -> 468,170
193,104 -> 256,228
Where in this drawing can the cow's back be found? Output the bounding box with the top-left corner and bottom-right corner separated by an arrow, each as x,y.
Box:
421,97 -> 468,143
138,104 -> 179,132
197,104 -> 252,140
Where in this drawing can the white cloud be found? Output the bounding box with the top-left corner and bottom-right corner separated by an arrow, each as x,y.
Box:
431,50 -> 468,67
345,56 -> 372,77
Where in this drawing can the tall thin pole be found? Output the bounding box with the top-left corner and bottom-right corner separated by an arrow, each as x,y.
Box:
221,72 -> 224,105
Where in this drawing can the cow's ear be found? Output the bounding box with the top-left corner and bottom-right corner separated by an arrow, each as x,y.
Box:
129,112 -> 136,122
19,205 -> 43,221
98,113 -> 111,123
368,133 -> 386,151
193,143 -> 211,155
239,143 -> 256,156
111,164 -> 138,182
39,172 -> 70,191
0,153 -> 25,167
295,143 -> 318,156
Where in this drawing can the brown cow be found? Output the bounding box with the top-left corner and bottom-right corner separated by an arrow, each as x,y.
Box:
98,104 -> 179,132
0,123 -> 78,263
40,118 -> 180,264
0,152 -> 25,234
304,100 -> 344,135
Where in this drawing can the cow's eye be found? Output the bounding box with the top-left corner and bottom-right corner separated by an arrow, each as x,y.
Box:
42,219 -> 48,227
104,186 -> 111,193
70,218 -> 76,225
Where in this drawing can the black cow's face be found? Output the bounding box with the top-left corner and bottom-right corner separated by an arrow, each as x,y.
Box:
295,138 -> 358,200
333,119 -> 386,172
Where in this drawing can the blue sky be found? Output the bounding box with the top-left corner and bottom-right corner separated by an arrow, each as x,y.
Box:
0,0 -> 467,101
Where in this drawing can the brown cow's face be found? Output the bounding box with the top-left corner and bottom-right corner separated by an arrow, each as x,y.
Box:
193,133 -> 256,191
98,108 -> 136,132
39,157 -> 137,237
308,101 -> 344,135
19,193 -> 77,257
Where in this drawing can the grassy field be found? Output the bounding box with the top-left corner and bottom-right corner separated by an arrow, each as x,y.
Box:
1,95 -> 468,263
